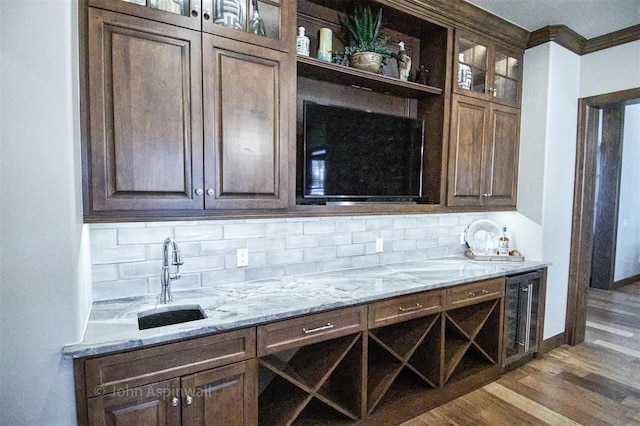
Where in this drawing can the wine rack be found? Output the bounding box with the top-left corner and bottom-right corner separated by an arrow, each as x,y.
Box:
367,314 -> 441,415
258,333 -> 364,425
443,298 -> 502,383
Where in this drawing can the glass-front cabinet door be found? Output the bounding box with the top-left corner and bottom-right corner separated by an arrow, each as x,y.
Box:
454,30 -> 522,107
202,0 -> 293,52
492,45 -> 521,105
457,36 -> 488,95
89,0 -> 203,30
89,0 -> 293,52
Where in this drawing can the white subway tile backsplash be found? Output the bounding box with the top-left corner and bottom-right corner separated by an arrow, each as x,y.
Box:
303,221 -> 337,235
245,265 -> 285,281
201,239 -> 246,255
89,213 -> 488,301
320,233 -> 351,246
202,268 -> 246,286
92,246 -> 146,264
175,224 -> 222,241
119,260 -> 161,279
92,279 -> 149,301
248,238 -> 286,252
337,243 -> 366,258
303,246 -> 337,261
266,222 -> 303,237
284,261 -> 321,276
90,229 -> 117,247
268,249 -> 303,265
118,227 -> 174,245
321,258 -> 352,271
285,235 -> 320,249
223,223 -> 266,239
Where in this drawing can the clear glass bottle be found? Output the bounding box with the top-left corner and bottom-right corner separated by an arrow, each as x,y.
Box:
498,227 -> 510,256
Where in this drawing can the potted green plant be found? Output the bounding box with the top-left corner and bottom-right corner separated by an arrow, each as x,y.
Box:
333,6 -> 392,74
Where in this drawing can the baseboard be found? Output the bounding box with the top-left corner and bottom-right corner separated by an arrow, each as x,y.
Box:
536,332 -> 566,357
612,273 -> 640,290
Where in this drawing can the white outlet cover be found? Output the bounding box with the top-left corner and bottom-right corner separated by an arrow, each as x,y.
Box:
375,238 -> 384,253
236,248 -> 248,267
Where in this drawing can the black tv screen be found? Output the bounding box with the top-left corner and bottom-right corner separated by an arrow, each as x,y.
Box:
303,101 -> 425,200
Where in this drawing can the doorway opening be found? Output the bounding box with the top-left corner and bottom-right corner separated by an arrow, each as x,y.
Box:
566,87 -> 640,345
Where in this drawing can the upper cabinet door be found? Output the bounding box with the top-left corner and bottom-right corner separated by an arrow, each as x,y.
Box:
202,34 -> 292,210
482,103 -> 519,206
89,0 -> 203,30
454,30 -> 522,107
88,9 -> 204,211
201,0 -> 294,52
491,45 -> 522,107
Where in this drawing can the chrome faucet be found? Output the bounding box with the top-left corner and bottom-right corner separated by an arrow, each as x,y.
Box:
159,237 -> 183,304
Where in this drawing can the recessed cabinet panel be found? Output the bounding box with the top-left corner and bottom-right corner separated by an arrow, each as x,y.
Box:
87,378 -> 182,426
448,95 -> 488,205
203,35 -> 290,209
88,9 -> 203,211
181,360 -> 257,426
484,104 -> 519,206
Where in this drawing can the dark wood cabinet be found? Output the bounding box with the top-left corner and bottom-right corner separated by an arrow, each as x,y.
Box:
88,379 -> 181,425
447,94 -> 519,207
87,8 -> 204,211
75,274 -> 546,425
76,328 -> 257,426
181,361 -> 257,426
84,2 -> 293,216
203,35 -> 292,210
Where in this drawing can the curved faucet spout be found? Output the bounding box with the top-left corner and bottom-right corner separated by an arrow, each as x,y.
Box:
159,237 -> 183,304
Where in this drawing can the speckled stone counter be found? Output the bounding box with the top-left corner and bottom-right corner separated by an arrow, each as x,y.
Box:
63,256 -> 549,358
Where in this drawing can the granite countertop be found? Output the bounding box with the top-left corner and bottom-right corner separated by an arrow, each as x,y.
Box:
63,256 -> 549,358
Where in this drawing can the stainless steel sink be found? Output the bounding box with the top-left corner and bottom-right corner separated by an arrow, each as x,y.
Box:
137,304 -> 207,330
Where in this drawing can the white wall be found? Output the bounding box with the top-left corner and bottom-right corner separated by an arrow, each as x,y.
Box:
615,103 -> 640,281
514,42 -> 581,339
0,1 -> 91,425
580,40 -> 640,98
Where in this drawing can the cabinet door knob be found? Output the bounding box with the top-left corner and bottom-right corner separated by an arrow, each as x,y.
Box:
191,4 -> 199,18
206,188 -> 214,196
195,188 -> 203,195
481,193 -> 491,197
171,396 -> 179,407
185,395 -> 194,405
203,8 -> 211,20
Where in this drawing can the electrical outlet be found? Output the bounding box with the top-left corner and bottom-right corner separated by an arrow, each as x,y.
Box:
236,248 -> 249,267
375,238 -> 384,253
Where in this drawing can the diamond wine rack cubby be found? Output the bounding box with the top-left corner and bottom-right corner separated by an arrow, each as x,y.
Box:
367,314 -> 442,415
258,333 -> 364,425
444,298 -> 502,383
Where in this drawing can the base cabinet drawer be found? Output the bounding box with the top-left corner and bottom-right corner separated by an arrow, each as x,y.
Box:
446,277 -> 505,309
257,305 -> 367,356
368,290 -> 444,328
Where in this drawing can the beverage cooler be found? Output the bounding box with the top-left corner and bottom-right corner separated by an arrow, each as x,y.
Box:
503,269 -> 545,367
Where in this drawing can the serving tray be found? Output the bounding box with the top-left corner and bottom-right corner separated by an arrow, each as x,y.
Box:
464,249 -> 524,262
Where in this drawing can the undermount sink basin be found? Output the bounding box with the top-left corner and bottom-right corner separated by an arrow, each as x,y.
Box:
137,304 -> 207,330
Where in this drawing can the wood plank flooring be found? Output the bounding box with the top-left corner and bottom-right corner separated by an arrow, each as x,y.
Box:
402,283 -> 640,426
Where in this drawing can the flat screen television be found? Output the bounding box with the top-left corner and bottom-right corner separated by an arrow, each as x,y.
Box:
303,101 -> 425,201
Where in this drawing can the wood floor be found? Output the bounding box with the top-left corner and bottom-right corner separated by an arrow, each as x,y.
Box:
402,283 -> 640,426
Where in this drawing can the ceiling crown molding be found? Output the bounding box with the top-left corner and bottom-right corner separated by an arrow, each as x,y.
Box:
528,24 -> 640,55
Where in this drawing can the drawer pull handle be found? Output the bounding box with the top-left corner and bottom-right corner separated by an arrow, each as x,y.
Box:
303,323 -> 334,334
398,303 -> 423,312
468,289 -> 489,297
